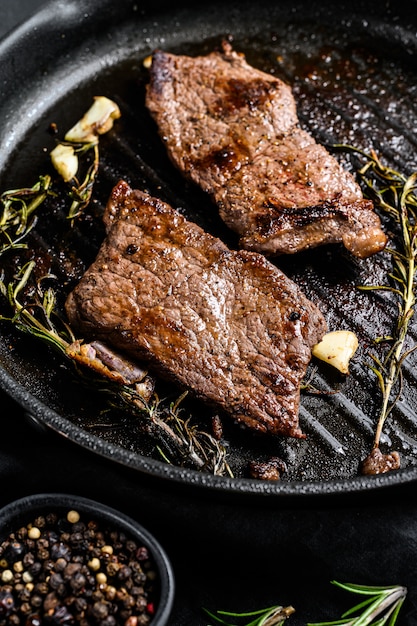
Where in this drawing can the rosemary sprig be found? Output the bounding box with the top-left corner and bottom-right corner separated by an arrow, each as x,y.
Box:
357,151 -> 417,446
338,146 -> 417,470
104,386 -> 232,475
0,261 -> 75,353
0,261 -> 231,476
203,582 -> 406,626
307,581 -> 407,626
203,603 -> 295,626
0,175 -> 51,257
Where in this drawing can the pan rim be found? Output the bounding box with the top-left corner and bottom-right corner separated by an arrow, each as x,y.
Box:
1,0 -> 417,498
2,364 -> 416,497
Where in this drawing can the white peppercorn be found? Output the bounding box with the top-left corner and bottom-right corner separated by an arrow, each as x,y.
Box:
27,527 -> 41,540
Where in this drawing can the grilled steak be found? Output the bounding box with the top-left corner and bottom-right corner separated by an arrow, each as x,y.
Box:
145,42 -> 388,258
65,180 -> 327,438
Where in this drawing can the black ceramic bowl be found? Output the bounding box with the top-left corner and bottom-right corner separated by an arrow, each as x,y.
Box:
0,493 -> 175,626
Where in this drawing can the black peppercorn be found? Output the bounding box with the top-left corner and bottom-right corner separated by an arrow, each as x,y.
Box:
73,596 -> 88,614
134,596 -> 147,612
122,594 -> 135,610
117,565 -> 132,582
51,542 -> 72,561
3,541 -> 26,564
44,531 -> 59,546
30,594 -> 43,608
54,558 -> 68,573
23,552 -> 35,568
91,600 -> 110,620
29,562 -> 42,578
37,548 -> 50,561
50,573 -> 65,590
18,586 -> 32,602
69,571 -> 87,593
125,541 -> 136,554
16,527 -> 28,540
20,601 -> 32,615
45,604 -> 75,625
135,548 -> 148,562
34,581 -> 49,596
33,517 -> 46,529
0,588 -> 14,616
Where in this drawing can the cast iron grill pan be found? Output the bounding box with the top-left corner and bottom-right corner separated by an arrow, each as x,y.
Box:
1,0 -> 417,496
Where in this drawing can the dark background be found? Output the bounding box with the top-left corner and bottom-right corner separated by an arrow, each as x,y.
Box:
1,2 -> 417,625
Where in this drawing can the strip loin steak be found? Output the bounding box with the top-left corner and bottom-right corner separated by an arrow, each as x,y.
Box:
65,181 -> 327,438
145,42 -> 387,258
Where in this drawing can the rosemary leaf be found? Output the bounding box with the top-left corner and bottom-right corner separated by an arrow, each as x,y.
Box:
307,581 -> 407,626
203,604 -> 295,626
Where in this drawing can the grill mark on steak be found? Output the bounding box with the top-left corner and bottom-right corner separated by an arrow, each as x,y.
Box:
213,76 -> 279,113
145,42 -> 388,258
65,180 -> 327,438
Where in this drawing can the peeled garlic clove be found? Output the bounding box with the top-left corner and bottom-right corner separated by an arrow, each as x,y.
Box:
312,330 -> 359,374
50,143 -> 78,182
64,96 -> 121,143
143,55 -> 153,69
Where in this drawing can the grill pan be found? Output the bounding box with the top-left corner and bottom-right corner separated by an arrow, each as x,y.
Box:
1,0 -> 417,497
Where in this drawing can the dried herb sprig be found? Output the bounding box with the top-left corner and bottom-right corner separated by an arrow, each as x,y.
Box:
0,262 -> 231,476
307,581 -> 407,625
0,175 -> 51,257
203,603 -> 295,626
0,261 -> 75,353
338,146 -> 417,472
106,387 -> 232,475
67,141 -> 100,222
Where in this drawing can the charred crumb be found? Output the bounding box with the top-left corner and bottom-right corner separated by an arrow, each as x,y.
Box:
211,415 -> 224,440
48,122 -> 59,136
360,447 -> 401,475
247,456 -> 287,481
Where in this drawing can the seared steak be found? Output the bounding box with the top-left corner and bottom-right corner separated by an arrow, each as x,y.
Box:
145,42 -> 387,258
65,181 -> 327,438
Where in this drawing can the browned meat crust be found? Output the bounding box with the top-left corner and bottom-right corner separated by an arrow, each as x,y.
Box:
65,181 -> 327,438
145,42 -> 387,258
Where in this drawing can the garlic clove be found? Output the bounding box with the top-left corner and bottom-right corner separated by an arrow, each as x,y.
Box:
64,96 -> 121,143
50,143 -> 78,182
312,330 -> 359,374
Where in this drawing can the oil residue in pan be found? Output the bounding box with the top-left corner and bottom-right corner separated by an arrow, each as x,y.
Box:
2,12 -> 417,486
